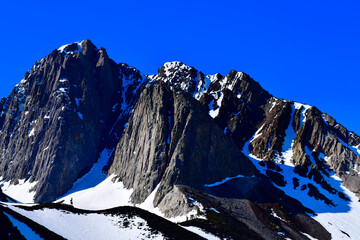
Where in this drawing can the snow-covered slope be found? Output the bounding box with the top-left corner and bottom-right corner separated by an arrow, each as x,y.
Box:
0,202 -> 208,240
5,205 -> 166,240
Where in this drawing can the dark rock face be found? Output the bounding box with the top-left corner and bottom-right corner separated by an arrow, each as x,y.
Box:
293,107 -> 360,196
0,40 -> 147,202
250,101 -> 293,161
109,82 -> 256,208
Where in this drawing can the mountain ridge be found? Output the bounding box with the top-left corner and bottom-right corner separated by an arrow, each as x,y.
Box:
0,40 -> 359,239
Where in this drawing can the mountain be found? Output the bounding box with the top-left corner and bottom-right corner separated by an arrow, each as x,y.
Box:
0,40 -> 359,239
0,40 -> 147,202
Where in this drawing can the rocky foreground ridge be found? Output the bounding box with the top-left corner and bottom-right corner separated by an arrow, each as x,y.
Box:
0,40 -> 359,239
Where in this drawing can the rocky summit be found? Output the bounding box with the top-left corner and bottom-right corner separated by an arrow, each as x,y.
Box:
0,40 -> 359,240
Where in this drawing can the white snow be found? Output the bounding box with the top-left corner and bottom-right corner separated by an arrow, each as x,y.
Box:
209,207 -> 219,213
77,112 -> 83,120
313,180 -> 360,240
270,209 -> 285,222
59,149 -> 113,199
57,175 -> 133,210
206,74 -> 219,83
1,179 -> 38,203
268,98 -> 278,112
136,185 -> 205,223
58,87 -> 67,93
355,144 -> 360,156
28,128 -> 35,137
274,105 -> 296,166
6,205 -> 165,240
250,124 -> 265,142
204,174 -> 253,187
4,212 -> 43,240
58,42 -> 83,54
294,102 -> 311,128
304,146 -> 317,166
195,76 -> 211,100
138,183 -> 162,216
208,92 -> 223,118
162,61 -> 191,79
55,149 -> 136,210
75,97 -> 81,107
183,226 -> 220,240
302,232 -> 319,240
209,108 -> 219,118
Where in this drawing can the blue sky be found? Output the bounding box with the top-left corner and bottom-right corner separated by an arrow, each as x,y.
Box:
1,1 -> 359,133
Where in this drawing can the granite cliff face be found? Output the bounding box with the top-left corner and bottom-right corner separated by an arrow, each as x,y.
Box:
109,82 -> 256,213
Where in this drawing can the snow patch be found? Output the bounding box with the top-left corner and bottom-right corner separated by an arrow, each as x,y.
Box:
268,98 -> 278,112
274,105 -> 296,166
195,76 -> 211,100
301,232 -> 319,240
270,209 -> 285,222
208,92 -> 223,118
204,174 -> 252,187
304,146 -> 317,166
183,226 -> 220,240
250,124 -> 265,143
58,87 -> 67,93
75,97 -> 81,107
294,102 -> 311,128
1,179 -> 38,203
77,112 -> 83,120
58,42 -> 83,54
28,128 -> 35,137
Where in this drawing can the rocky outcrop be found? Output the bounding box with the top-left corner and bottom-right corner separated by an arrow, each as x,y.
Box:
292,107 -> 360,196
246,97 -> 360,201
250,100 -> 293,161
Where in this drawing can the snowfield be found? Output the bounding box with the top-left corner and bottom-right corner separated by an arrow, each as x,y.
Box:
1,178 -> 38,203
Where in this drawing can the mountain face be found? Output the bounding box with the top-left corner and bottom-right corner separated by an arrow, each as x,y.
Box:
108,82 -> 256,215
0,40 -> 146,202
0,40 -> 360,239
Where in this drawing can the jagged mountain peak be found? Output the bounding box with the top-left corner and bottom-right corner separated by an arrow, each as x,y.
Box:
58,41 -> 83,54
161,61 -> 193,73
0,40 -> 148,202
57,39 -> 98,55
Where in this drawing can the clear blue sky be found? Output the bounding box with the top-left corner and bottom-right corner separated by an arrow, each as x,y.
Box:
1,1 -> 359,133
